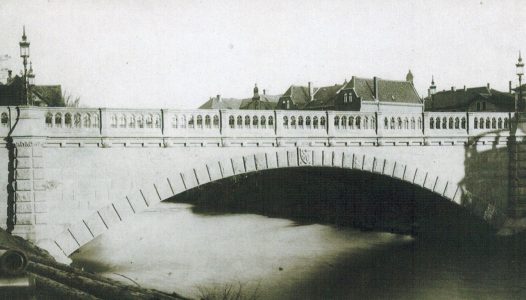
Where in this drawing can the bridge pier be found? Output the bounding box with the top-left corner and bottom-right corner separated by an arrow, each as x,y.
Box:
8,108 -> 49,243
509,114 -> 526,218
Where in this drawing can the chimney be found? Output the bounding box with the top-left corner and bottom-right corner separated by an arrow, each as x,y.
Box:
263,89 -> 266,95
451,86 -> 455,92
510,81 -> 513,93
487,83 -> 490,90
463,85 -> 466,91
216,94 -> 221,102
373,77 -> 379,100
308,82 -> 313,101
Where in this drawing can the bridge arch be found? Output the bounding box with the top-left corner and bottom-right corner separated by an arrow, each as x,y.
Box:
50,148 -> 468,258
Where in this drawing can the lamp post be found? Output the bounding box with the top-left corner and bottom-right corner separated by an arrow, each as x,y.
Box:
517,51 -> 524,114
19,26 -> 30,106
27,62 -> 35,106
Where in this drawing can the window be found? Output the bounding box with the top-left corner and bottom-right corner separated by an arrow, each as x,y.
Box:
74,113 -> 81,128
260,116 -> 266,127
119,114 -> 126,128
349,116 -> 354,129
454,117 -> 460,129
298,116 -> 304,127
268,116 -> 274,126
213,115 -> 220,128
305,116 -> 311,127
178,115 -> 185,128
320,116 -> 326,128
448,117 -> 453,129
498,118 -> 502,129
253,116 -> 258,127
411,118 -> 415,129
245,115 -> 250,127
364,117 -> 369,129
187,115 -> 194,128
129,115 -> 136,128
461,117 -> 466,129
205,115 -> 211,128
283,116 -> 288,127
55,113 -> 62,127
46,113 -> 53,127
1,112 -> 8,126
237,115 -> 243,127
291,116 -> 296,127
341,116 -> 346,128
83,114 -> 91,128
92,114 -> 99,128
65,113 -> 72,128
403,118 -> 409,129
492,118 -> 496,129
313,116 -> 318,129
334,116 -> 339,128
384,117 -> 389,129
390,117 -> 395,130
474,118 -> 478,129
430,117 -> 435,129
229,116 -> 235,128
146,115 -> 153,128
136,115 -> 144,128
356,116 -> 361,129
197,115 -> 203,128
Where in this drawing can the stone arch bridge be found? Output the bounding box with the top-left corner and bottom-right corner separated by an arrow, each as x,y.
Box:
0,106 -> 525,260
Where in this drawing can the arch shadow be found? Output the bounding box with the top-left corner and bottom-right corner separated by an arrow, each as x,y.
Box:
47,148 -> 490,259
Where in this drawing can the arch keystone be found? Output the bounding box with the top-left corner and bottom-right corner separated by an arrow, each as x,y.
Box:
298,148 -> 313,166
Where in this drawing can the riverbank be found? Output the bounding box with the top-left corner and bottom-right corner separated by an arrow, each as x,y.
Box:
0,228 -> 188,299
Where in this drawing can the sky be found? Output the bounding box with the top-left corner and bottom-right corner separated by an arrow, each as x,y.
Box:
0,0 -> 525,109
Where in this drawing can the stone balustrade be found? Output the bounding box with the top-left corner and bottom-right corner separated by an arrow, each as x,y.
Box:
0,106 -> 516,142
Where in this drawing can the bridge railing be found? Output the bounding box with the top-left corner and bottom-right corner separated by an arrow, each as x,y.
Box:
327,112 -> 377,137
424,112 -> 470,136
220,109 -> 276,137
467,112 -> 511,136
376,112 -> 424,137
277,110 -> 328,137
1,106 -> 517,141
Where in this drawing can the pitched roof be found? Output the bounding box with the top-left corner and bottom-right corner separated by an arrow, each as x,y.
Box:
239,94 -> 280,110
342,77 -> 421,104
427,86 -> 514,110
199,97 -> 245,109
32,85 -> 63,106
303,84 -> 343,109
280,85 -> 311,107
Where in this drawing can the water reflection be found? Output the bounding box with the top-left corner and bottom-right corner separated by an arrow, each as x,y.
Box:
72,201 -> 526,299
71,168 -> 525,299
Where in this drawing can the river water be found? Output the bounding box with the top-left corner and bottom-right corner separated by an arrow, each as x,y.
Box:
71,201 -> 526,299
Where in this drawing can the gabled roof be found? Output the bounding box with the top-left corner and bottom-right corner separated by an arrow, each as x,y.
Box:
199,98 -> 245,109
32,85 -> 63,106
280,85 -> 310,107
427,86 -> 514,110
303,84 -> 343,109
342,77 -> 421,104
239,94 -> 280,110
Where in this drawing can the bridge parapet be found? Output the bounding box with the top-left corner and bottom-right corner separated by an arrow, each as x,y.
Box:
0,106 -> 519,142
